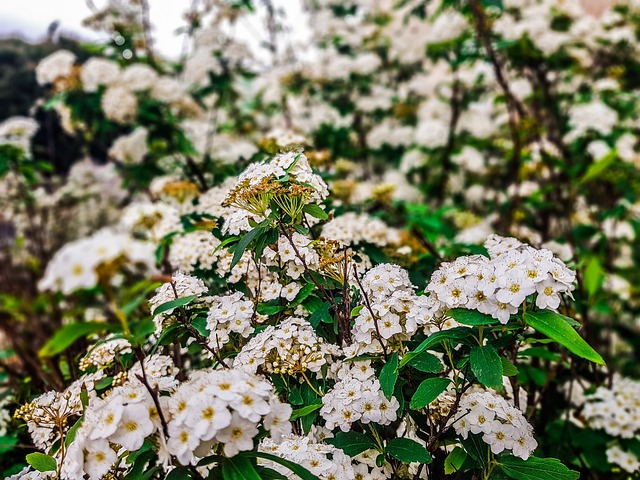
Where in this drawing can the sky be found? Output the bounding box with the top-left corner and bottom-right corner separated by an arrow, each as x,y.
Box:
0,0 -> 308,59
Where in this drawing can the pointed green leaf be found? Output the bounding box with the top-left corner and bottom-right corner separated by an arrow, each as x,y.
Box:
379,353 -> 399,400
470,344 -> 503,388
222,456 -> 262,480
326,431 -> 378,456
499,455 -> 579,480
524,311 -> 605,365
405,351 -> 443,373
386,438 -> 432,464
241,452 -> 320,480
231,227 -> 262,269
447,308 -> 499,325
444,447 -> 467,474
302,204 -> 328,220
39,322 -> 117,357
410,377 -> 451,410
152,295 -> 197,317
26,453 -> 56,472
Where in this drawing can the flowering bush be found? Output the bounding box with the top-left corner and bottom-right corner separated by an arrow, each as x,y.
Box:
0,0 -> 640,479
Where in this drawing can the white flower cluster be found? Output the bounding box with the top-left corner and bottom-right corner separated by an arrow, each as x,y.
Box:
165,369 -> 292,463
260,434 -> 367,480
606,445 -> 640,473
80,57 -> 120,92
80,336 -> 133,371
235,317 -> 334,375
168,230 -> 222,272
582,376 -> 640,438
453,392 -> 537,459
321,360 -> 399,432
149,272 -> 208,334
38,228 -> 156,294
0,116 -> 39,154
35,50 -> 76,85
427,235 -> 576,323
108,127 -> 149,164
321,212 -> 401,247
352,264 -> 440,353
206,291 -> 255,348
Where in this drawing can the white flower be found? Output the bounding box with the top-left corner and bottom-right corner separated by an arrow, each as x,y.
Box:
217,412 -> 259,456
108,403 -> 155,451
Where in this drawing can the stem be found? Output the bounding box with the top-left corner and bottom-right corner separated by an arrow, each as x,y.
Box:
301,370 -> 323,397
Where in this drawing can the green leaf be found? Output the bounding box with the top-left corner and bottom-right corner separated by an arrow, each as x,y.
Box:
470,345 -> 503,388
405,352 -> 443,373
26,452 -> 56,472
379,353 -> 399,400
499,455 -> 579,480
500,357 -> 518,376
165,467 -> 196,479
152,295 -> 198,317
386,438 -> 432,464
583,257 -> 604,298
447,308 -> 499,325
0,435 -> 18,454
39,322 -> 116,357
307,301 -> 331,328
231,227 -> 262,269
241,452 -> 320,480
410,377 -> 451,410
256,303 -> 288,315
290,403 -> 322,420
326,431 -> 378,456
524,311 -> 605,365
65,417 -> 83,447
399,327 -> 471,368
444,447 -> 467,474
302,204 -> 328,220
579,149 -> 616,184
222,456 -> 261,480
254,466 -> 287,480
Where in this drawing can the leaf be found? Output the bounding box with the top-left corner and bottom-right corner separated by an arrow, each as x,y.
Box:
386,438 -> 432,464
222,456 -> 262,480
254,466 -> 288,480
302,204 -> 328,220
256,303 -> 288,315
444,447 -> 467,474
579,149 -> 616,184
290,403 -> 322,420
307,301 -> 331,328
0,435 -> 18,454
26,452 -> 56,472
499,455 -> 579,480
152,295 -> 198,317
379,353 -> 399,400
410,377 -> 451,410
447,308 -> 499,325
165,467 -> 197,479
399,327 -> 472,368
524,311 -> 605,365
405,352 -> 443,373
65,417 -> 83,447
583,257 -> 604,298
242,452 -> 320,480
470,345 -> 503,388
231,227 -> 262,269
39,322 -> 116,357
500,357 -> 518,376
326,431 -> 378,456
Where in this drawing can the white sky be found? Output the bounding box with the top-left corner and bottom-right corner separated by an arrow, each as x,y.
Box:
0,0 -> 308,59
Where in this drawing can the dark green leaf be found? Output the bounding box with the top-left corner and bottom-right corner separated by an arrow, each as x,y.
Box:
499,455 -> 579,480
470,345 -> 503,388
447,308 -> 499,325
152,295 -> 198,316
26,453 -> 56,472
231,227 -> 262,269
386,438 -> 432,464
405,352 -> 443,373
379,353 -> 399,400
242,452 -> 320,480
39,322 -> 116,357
326,431 -> 378,456
222,456 -> 261,480
410,377 -> 451,410
165,467 -> 197,479
399,327 -> 471,368
500,357 -> 518,376
583,257 -> 604,298
524,311 -> 605,365
302,204 -> 328,220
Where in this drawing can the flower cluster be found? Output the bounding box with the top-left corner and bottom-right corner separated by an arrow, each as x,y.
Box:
428,235 -> 576,323
581,376 -> 640,438
205,291 -> 256,348
321,361 -> 399,432
149,272 -> 208,334
38,228 -> 156,294
352,263 -> 440,353
235,317 -> 333,375
453,392 -> 537,459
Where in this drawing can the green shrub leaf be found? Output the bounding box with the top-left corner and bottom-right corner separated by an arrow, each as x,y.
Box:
410,377 -> 451,410
470,344 -> 503,388
499,455 -> 579,480
386,438 -> 432,464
